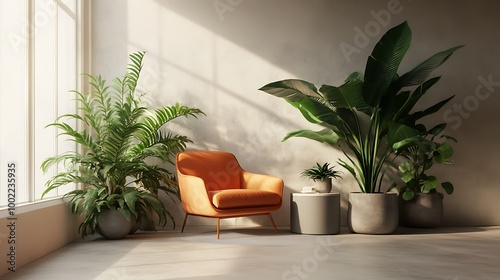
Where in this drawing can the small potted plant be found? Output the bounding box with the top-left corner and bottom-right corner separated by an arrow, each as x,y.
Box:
301,162 -> 342,193
393,124 -> 456,228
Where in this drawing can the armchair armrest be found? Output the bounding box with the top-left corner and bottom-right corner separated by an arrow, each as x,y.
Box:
177,173 -> 214,215
242,171 -> 284,197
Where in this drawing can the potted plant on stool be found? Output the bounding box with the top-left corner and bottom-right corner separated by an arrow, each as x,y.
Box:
301,162 -> 342,193
393,124 -> 456,228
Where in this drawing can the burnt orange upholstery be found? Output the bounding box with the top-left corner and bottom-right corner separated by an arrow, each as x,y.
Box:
176,150 -> 284,238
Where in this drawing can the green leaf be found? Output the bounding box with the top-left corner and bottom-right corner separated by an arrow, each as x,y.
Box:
363,21 -> 412,107
423,161 -> 434,171
285,97 -> 343,127
434,143 -> 454,163
283,129 -> 340,147
401,173 -> 413,184
386,121 -> 420,147
384,90 -> 410,118
427,123 -> 447,137
441,135 -> 458,143
394,76 -> 441,121
437,143 -> 453,158
386,181 -> 398,193
392,136 -> 423,152
337,158 -> 363,191
399,45 -> 464,87
125,51 -> 145,92
402,189 -> 415,201
336,108 -> 360,136
320,77 -> 370,114
412,95 -> 455,121
441,181 -> 454,195
423,176 -> 438,189
123,189 -> 139,214
398,160 -> 412,173
259,79 -> 320,101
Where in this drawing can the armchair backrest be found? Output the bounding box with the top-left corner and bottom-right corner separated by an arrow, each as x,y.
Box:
176,150 -> 243,191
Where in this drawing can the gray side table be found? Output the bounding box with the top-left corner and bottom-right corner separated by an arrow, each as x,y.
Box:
290,193 -> 340,234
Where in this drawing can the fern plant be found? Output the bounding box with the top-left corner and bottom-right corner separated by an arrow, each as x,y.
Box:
41,51 -> 205,238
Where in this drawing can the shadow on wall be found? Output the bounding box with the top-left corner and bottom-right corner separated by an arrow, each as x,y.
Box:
137,44 -> 370,228
152,0 -> 366,82
91,0 -> 130,79
139,54 -> 303,226
142,0 -> 402,228
132,0 -> 500,227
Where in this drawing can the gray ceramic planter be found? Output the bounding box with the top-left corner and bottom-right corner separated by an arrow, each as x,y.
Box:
129,216 -> 142,234
399,193 -> 443,228
312,179 -> 332,193
348,192 -> 399,234
97,209 -> 133,240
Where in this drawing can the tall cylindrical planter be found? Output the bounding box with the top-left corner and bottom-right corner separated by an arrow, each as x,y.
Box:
399,193 -> 443,228
348,192 -> 399,234
97,209 -> 133,240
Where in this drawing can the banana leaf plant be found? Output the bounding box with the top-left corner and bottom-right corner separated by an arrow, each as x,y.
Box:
393,123 -> 456,201
259,21 -> 462,193
41,51 -> 205,238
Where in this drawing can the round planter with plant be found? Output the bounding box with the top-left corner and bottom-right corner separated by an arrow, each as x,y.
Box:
301,162 -> 342,193
393,125 -> 456,228
41,51 -> 205,240
259,21 -> 462,234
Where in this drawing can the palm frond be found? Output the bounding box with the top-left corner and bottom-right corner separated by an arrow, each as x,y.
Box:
124,51 -> 145,92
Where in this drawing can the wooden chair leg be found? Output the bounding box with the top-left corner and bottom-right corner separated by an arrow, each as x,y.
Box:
216,218 -> 221,239
181,213 -> 189,233
267,213 -> 278,234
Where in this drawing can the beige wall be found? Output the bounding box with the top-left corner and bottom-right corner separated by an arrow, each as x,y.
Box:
0,203 -> 79,277
92,0 -> 500,226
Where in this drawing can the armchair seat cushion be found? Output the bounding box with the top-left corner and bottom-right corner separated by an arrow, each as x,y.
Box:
210,189 -> 281,210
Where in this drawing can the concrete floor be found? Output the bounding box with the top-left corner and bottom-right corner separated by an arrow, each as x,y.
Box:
2,226 -> 500,280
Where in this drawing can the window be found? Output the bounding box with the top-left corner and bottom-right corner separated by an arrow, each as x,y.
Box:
0,0 -> 84,208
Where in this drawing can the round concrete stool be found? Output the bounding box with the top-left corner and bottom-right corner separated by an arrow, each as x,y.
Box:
290,193 -> 340,234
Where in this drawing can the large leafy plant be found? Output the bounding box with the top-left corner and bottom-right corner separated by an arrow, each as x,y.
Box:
259,21 -> 462,193
41,51 -> 205,238
393,124 -> 456,201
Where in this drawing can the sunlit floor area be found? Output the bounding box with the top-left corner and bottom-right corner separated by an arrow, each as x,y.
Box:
3,226 -> 500,280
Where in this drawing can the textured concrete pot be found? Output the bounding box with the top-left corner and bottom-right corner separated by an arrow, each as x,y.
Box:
312,179 -> 332,193
399,193 -> 443,228
348,192 -> 399,234
129,216 -> 141,234
97,209 -> 133,240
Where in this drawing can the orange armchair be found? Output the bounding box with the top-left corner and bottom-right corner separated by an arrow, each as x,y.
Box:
176,150 -> 284,238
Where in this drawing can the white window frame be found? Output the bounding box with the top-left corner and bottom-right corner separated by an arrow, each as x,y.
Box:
0,0 -> 90,217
